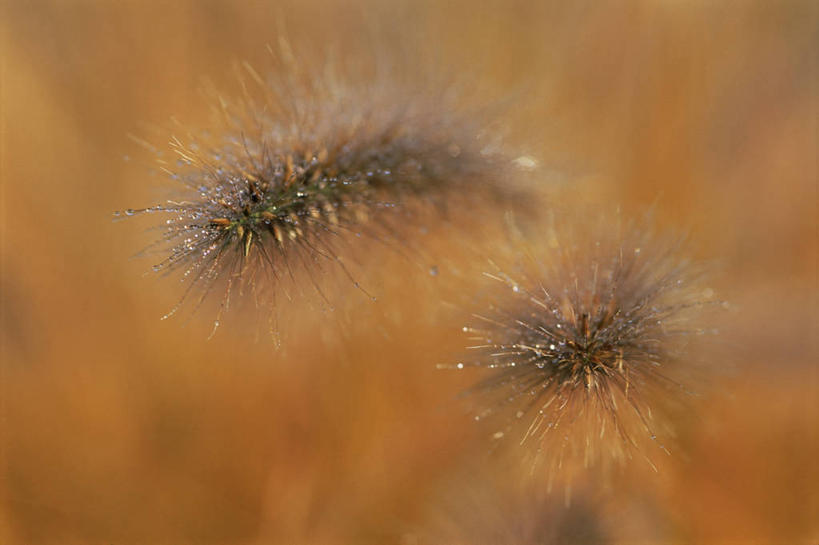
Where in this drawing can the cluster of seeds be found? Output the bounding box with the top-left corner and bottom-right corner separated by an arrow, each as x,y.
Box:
122,58 -> 511,330
121,51 -> 717,484
451,215 -> 716,479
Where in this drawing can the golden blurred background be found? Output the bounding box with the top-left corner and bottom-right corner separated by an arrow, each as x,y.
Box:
1,1 -> 816,543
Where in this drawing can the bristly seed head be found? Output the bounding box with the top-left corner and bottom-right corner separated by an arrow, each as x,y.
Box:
452,212 -> 718,483
118,48 -> 523,336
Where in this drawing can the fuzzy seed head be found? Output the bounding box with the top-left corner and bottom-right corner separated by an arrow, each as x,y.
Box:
120,52 -> 519,333
457,212 -> 717,481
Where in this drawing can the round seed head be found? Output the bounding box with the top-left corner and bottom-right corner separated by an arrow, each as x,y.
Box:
454,210 -> 719,483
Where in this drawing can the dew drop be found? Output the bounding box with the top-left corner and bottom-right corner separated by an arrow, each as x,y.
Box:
703,287 -> 714,298
512,155 -> 537,169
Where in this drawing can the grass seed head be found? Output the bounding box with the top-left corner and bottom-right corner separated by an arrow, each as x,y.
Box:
119,46 -> 527,336
453,209 -> 719,484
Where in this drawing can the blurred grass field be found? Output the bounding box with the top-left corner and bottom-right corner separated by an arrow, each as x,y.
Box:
1,1 -> 816,543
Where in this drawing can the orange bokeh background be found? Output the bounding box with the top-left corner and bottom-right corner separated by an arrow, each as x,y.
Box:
1,1 -> 816,543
